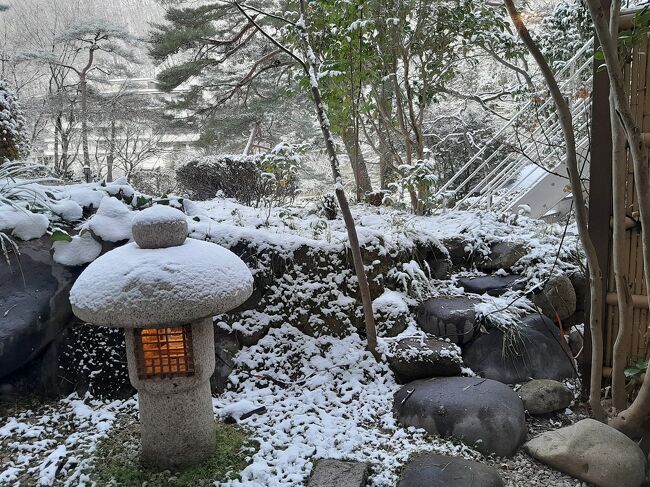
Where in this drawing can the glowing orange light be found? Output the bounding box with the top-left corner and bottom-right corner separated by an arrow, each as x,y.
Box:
135,326 -> 195,379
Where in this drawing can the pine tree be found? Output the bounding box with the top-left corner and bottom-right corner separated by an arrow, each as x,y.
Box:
0,80 -> 29,163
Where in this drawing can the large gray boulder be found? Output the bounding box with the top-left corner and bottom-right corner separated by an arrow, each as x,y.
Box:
0,237 -> 77,379
308,459 -> 368,487
463,314 -> 576,384
457,274 -> 524,297
398,455 -> 503,487
525,419 -> 646,487
530,275 -> 576,322
518,379 -> 572,415
416,296 -> 481,345
393,377 -> 527,457
386,336 -> 462,383
478,241 -> 527,271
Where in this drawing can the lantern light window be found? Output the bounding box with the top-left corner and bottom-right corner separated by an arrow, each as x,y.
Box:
135,325 -> 195,379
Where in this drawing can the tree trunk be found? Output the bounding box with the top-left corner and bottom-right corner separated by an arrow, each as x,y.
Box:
608,0 -> 633,412
243,124 -> 256,156
298,2 -> 378,360
54,114 -> 61,175
341,126 -> 373,200
586,0 -> 650,435
80,75 -> 91,182
107,119 -> 116,183
377,81 -> 395,189
505,0 -> 606,421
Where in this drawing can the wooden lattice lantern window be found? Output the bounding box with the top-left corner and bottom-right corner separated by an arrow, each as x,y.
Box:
135,326 -> 195,379
69,205 -> 253,470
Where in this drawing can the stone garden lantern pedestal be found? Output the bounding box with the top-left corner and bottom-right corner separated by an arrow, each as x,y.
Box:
69,205 -> 253,470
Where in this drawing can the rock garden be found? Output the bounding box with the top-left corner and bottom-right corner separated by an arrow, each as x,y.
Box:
2,179 -> 643,487
2,1 -> 650,485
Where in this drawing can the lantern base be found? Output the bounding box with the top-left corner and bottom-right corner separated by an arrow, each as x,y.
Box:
138,381 -> 216,470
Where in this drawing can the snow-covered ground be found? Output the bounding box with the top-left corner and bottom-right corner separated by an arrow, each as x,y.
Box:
0,179 -> 585,486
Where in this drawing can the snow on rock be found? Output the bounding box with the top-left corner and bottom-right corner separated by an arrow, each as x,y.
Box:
86,196 -> 133,242
216,324 -> 475,487
70,239 -> 254,327
0,207 -> 48,240
132,204 -> 185,224
372,290 -> 409,317
50,199 -> 83,222
52,233 -> 102,266
65,187 -> 105,209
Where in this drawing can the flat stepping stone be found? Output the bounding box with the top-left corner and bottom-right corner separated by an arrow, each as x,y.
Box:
463,314 -> 576,384
386,336 -> 462,383
416,296 -> 481,345
525,419 -> 646,487
457,275 -> 524,297
393,377 -> 526,457
398,454 -> 503,487
518,379 -> 572,415
308,459 -> 368,487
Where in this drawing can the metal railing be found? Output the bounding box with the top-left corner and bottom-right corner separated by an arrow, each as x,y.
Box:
434,37 -> 594,214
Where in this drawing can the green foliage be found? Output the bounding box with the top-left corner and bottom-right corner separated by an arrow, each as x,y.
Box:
50,228 -> 73,242
0,80 -> 29,163
260,142 -> 303,203
157,61 -> 213,92
90,420 -> 256,486
596,7 -> 650,70
538,0 -> 593,69
149,5 -> 221,61
385,159 -> 442,213
149,1 -> 313,151
625,356 -> 649,386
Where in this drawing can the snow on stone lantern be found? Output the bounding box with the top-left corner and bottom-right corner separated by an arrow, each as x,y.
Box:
69,204 -> 253,469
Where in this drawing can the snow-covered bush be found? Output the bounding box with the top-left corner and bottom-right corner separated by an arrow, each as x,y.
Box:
0,80 -> 29,163
538,0 -> 592,70
385,159 -> 442,214
129,168 -> 178,197
176,144 -> 302,206
0,161 -> 53,263
176,154 -> 261,203
259,143 -> 302,206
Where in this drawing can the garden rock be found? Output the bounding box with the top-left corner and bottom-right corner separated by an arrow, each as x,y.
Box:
308,459 -> 368,487
463,314 -> 575,384
530,274 -> 576,322
479,241 -> 527,271
518,379 -> 572,414
397,454 -> 503,487
0,237 -> 77,380
393,377 -> 527,457
416,296 -> 480,345
569,272 -> 588,312
440,236 -> 473,268
386,336 -> 462,383
568,327 -> 584,357
524,419 -> 646,487
457,274 -> 524,297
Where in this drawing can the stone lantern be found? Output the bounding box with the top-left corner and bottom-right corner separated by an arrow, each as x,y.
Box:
69,205 -> 253,469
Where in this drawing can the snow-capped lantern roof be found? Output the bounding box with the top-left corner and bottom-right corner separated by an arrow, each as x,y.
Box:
70,204 -> 254,328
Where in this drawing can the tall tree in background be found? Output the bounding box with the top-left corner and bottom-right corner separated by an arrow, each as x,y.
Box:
149,2 -> 314,157
0,79 -> 29,163
22,19 -> 138,181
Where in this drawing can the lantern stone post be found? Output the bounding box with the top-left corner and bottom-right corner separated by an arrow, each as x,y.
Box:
70,205 -> 253,470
